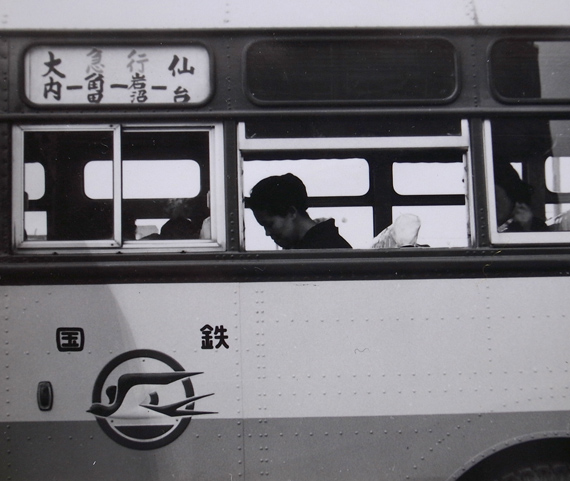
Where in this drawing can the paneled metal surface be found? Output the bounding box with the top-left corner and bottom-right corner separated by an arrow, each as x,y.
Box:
2,276 -> 569,479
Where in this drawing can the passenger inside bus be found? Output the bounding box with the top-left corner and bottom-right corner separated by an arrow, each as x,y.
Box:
140,198 -> 202,240
245,173 -> 352,249
139,217 -> 200,240
494,163 -> 548,232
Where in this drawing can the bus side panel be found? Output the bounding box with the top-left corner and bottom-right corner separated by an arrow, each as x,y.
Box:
2,277 -> 570,480
240,412 -> 570,481
1,284 -> 244,480
238,277 -> 570,480
240,277 -> 570,418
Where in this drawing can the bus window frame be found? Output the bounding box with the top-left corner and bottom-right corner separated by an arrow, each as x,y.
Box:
12,122 -> 226,253
12,124 -> 121,249
238,120 -> 474,251
243,36 -> 461,107
484,119 -> 570,245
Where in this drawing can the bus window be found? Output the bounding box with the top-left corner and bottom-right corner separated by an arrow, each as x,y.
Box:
246,38 -> 458,104
121,130 -> 210,242
486,119 -> 570,243
491,40 -> 570,102
240,119 -> 471,250
13,124 -> 225,250
20,128 -> 116,243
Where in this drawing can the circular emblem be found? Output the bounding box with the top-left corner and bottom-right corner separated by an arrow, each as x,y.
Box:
89,349 -> 214,450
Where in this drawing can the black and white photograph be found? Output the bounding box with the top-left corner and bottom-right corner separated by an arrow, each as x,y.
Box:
2,1 -> 570,479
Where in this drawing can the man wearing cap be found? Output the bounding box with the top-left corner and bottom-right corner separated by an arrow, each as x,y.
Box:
245,173 -> 352,249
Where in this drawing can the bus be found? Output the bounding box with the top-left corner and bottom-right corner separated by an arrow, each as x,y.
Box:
2,1 -> 570,479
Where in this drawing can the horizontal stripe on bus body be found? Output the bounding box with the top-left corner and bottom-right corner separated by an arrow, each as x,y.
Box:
2,413 -> 569,481
3,252 -> 570,284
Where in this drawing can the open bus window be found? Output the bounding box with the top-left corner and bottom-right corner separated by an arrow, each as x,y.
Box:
486,119 -> 570,243
13,124 -> 225,251
242,154 -> 468,250
240,119 -> 471,250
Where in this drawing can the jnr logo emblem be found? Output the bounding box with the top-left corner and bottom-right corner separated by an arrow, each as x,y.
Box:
88,349 -> 214,450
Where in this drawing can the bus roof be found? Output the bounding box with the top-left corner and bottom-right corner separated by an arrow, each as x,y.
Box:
2,0 -> 570,31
